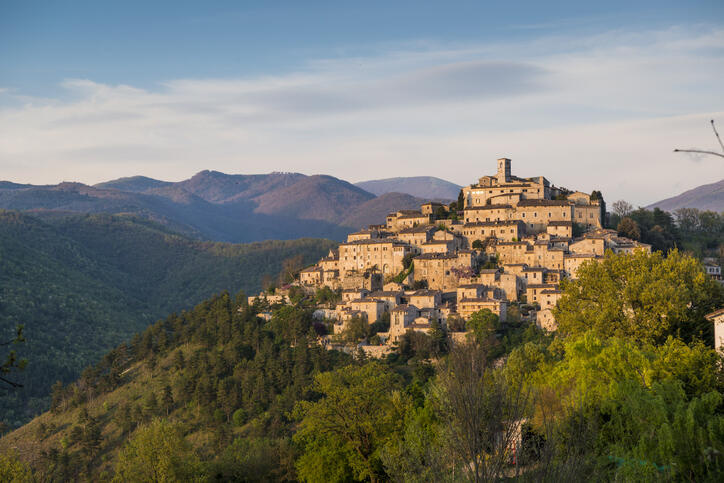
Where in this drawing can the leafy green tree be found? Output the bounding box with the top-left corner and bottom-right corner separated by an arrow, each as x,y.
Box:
617,216 -> 641,240
0,452 -> 32,482
529,332 -> 724,480
340,316 -> 369,345
555,250 -> 724,344
466,309 -> 499,346
113,419 -> 201,482
381,405 -> 448,482
293,362 -> 410,483
161,385 -> 174,416
212,437 -> 296,482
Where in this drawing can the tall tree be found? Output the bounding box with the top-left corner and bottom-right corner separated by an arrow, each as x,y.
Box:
113,419 -> 201,482
293,362 -> 410,483
432,342 -> 530,482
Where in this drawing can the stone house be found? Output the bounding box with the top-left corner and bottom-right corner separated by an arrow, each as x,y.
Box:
525,283 -> 557,305
546,221 -> 573,238
342,288 -> 370,302
414,251 -> 476,290
457,298 -> 507,321
347,229 -> 380,242
706,308 -> 724,352
299,266 -> 323,286
564,253 -> 599,279
406,289 -> 442,309
462,220 -> 523,243
421,202 -> 448,215
395,226 -> 436,252
463,204 -> 514,223
339,239 -> 412,276
368,290 -> 403,310
515,200 -> 574,234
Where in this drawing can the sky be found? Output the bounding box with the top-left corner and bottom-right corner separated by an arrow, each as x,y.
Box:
1,1 -> 723,206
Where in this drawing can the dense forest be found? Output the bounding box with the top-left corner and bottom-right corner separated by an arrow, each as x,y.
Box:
0,211 -> 336,428
1,248 -> 722,481
610,204 -> 723,260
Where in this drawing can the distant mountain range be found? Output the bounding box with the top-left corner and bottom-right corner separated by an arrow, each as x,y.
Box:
0,171 -> 440,242
647,179 -> 724,212
354,176 -> 461,200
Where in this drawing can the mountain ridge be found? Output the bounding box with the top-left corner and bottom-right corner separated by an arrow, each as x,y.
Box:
646,179 -> 724,212
355,175 -> 461,200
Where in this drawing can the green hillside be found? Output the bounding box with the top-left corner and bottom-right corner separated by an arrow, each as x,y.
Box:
0,211 -> 336,427
2,250 -> 722,482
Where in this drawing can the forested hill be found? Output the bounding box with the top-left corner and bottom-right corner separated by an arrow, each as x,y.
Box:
0,210 -> 336,428
2,250 -> 723,481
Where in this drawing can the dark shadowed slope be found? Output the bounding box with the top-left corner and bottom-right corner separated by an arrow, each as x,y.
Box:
0,210 -> 337,427
253,175 -> 375,223
646,179 -> 724,212
355,176 -> 461,200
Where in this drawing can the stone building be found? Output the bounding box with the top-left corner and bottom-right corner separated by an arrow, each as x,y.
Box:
294,157 -> 647,354
338,239 -> 412,276
706,308 -> 724,352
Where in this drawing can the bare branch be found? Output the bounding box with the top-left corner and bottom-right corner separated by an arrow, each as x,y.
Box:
711,119 -> 724,153
0,375 -> 23,388
673,149 -> 724,159
673,119 -> 724,159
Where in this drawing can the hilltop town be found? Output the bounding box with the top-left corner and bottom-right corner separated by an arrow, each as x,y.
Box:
251,158 -> 651,355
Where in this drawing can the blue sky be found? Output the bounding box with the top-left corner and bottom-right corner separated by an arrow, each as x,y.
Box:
1,1 -> 723,205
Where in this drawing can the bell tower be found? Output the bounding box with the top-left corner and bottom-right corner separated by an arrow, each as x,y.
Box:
496,158 -> 511,184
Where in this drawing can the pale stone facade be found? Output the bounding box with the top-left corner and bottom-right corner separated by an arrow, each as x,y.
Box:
291,157 -> 647,354
706,308 -> 724,352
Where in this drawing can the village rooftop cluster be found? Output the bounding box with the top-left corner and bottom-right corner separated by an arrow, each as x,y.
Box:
251,158 -> 651,356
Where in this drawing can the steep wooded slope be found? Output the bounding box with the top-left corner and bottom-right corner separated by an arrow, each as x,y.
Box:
0,211 -> 336,427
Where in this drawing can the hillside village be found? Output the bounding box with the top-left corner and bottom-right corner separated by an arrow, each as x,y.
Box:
251,158 -> 652,355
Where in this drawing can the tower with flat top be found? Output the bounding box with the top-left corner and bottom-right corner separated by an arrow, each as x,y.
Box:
496,158 -> 511,184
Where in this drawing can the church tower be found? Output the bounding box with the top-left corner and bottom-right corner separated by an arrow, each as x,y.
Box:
496,158 -> 511,184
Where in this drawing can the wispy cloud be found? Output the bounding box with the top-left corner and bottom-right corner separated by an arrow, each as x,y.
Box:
0,25 -> 722,205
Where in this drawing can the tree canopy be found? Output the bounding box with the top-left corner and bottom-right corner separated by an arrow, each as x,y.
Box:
555,250 -> 723,344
